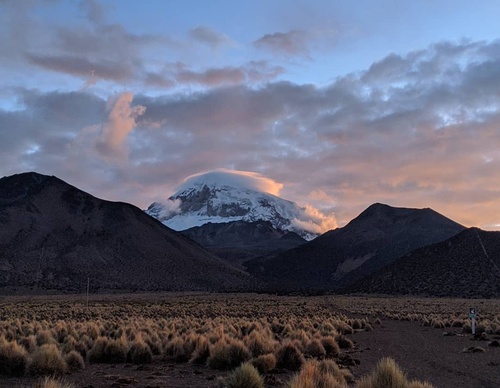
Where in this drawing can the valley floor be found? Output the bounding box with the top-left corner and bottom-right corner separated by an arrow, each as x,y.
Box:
0,293 -> 498,387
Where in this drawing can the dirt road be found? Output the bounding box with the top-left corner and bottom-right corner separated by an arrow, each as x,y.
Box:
350,319 -> 500,388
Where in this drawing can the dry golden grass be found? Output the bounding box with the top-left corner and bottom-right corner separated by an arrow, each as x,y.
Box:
224,362 -> 264,388
0,292 -> 496,385
355,357 -> 434,388
288,359 -> 348,388
33,376 -> 75,388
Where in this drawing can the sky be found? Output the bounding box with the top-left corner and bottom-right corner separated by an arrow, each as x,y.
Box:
1,0 -> 500,230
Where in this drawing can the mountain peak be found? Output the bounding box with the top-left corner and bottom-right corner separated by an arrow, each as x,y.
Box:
146,170 -> 334,239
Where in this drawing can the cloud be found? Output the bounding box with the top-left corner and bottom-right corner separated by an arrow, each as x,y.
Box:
292,205 -> 338,234
188,26 -> 237,50
173,62 -> 285,86
158,198 -> 182,219
95,92 -> 146,160
3,40 -> 500,231
27,54 -> 133,82
176,169 -> 284,196
254,30 -> 310,57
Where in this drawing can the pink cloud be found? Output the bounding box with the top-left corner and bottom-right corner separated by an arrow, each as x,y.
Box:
95,93 -> 146,160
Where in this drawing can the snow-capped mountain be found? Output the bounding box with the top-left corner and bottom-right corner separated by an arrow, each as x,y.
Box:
146,171 -> 325,240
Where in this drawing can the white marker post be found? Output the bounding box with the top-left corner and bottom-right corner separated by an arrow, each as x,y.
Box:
469,307 -> 476,335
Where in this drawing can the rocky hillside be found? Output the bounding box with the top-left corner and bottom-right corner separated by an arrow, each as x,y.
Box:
181,220 -> 306,264
346,228 -> 500,298
0,172 -> 255,293
246,203 -> 466,292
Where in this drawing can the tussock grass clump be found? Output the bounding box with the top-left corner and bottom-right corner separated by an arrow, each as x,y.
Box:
190,335 -> 210,364
335,334 -> 354,349
0,337 -> 28,376
288,359 -> 347,388
34,376 -> 75,388
28,344 -> 67,376
305,339 -> 327,359
225,362 -> 264,388
355,357 -> 434,388
87,336 -> 127,364
275,341 -> 305,371
207,338 -> 251,370
164,336 -> 192,363
366,357 -> 407,388
64,350 -> 85,371
36,330 -> 56,346
128,338 -> 153,364
19,335 -> 37,353
251,353 -> 276,374
244,331 -> 273,357
321,336 -> 340,358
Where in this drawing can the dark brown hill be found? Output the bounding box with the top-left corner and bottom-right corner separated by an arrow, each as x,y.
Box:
245,203 -> 465,291
0,172 -> 254,293
346,228 -> 500,297
181,220 -> 306,264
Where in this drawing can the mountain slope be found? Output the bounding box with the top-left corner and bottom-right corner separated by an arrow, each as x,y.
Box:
181,220 -> 306,264
146,171 -> 328,240
245,203 -> 466,291
0,172 -> 254,292
346,228 -> 500,297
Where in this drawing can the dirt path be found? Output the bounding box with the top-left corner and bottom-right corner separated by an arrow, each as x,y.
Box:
350,319 -> 500,388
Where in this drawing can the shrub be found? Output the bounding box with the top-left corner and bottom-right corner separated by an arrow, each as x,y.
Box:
305,339 -> 326,359
87,337 -> 107,363
321,336 -> 340,358
28,344 -> 67,376
64,350 -> 85,372
0,338 -> 28,376
275,341 -> 304,371
19,335 -> 37,353
104,337 -> 128,363
36,330 -> 56,346
335,334 -> 354,350
190,335 -> 210,364
288,359 -> 347,388
207,339 -> 251,370
355,357 -> 433,388
319,359 -> 353,384
244,331 -> 272,357
34,376 -> 75,388
87,336 -> 127,364
251,353 -> 276,374
164,337 -> 191,363
128,339 -> 153,364
225,362 -> 264,388
369,357 -> 407,388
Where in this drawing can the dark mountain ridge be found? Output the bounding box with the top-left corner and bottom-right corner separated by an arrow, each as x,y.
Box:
180,220 -> 306,263
0,172 -> 255,293
245,203 -> 466,291
346,227 -> 500,298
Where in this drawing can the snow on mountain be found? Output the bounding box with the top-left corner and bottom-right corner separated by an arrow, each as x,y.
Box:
146,170 -> 335,240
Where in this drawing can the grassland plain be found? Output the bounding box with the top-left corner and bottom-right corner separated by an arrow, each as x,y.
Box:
0,293 -> 498,387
